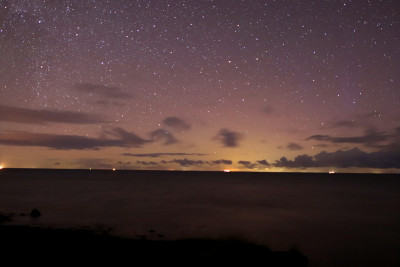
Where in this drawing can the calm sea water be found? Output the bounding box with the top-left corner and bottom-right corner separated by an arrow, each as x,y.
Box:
0,169 -> 399,267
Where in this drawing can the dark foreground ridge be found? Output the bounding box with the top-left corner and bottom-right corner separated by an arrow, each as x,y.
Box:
0,225 -> 308,266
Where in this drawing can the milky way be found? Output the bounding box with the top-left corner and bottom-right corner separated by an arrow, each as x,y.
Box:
0,0 -> 399,172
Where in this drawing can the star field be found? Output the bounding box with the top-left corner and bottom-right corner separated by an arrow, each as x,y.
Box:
0,0 -> 399,172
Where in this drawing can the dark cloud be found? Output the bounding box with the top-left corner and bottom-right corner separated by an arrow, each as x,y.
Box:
238,160 -> 257,169
136,161 -> 159,166
314,144 -> 329,148
117,160 -> 131,166
121,152 -> 208,157
306,128 -> 389,147
236,159 -> 271,169
73,83 -> 132,99
211,159 -> 233,165
148,129 -> 179,145
274,155 -> 314,168
0,128 -> 151,150
107,127 -> 152,147
0,132 -> 120,150
274,147 -> 400,169
257,159 -> 270,166
163,117 -> 191,131
54,162 -> 61,166
0,105 -> 107,124
214,128 -> 243,148
287,142 -> 303,150
330,120 -> 358,128
171,158 -> 204,167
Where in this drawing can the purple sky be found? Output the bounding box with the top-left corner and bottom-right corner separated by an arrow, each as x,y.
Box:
0,0 -> 399,172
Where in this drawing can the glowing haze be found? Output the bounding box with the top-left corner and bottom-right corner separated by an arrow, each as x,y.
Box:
0,0 -> 399,172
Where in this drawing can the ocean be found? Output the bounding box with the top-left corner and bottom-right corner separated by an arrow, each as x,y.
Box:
0,169 -> 399,267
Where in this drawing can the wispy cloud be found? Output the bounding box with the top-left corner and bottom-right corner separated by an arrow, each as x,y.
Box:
0,128 -> 151,150
149,129 -> 179,145
306,128 -> 390,147
73,83 -> 132,99
0,105 -> 107,124
330,120 -> 358,128
163,117 -> 191,131
287,142 -> 303,150
107,127 -> 152,147
171,158 -> 204,167
136,161 -> 159,166
121,152 -> 208,158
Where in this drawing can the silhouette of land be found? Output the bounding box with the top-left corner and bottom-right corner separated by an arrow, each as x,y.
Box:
0,224 -> 308,266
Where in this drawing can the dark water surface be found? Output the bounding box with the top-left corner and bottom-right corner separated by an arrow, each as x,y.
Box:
0,169 -> 399,267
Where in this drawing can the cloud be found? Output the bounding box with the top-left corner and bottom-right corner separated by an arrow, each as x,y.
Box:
287,142 -> 303,150
0,128 -> 151,150
214,128 -> 243,148
73,83 -> 132,99
149,129 -> 179,145
0,132 -> 120,150
330,120 -> 358,128
171,158 -> 204,167
306,128 -> 389,147
238,160 -> 257,169
274,155 -> 314,168
121,152 -> 208,157
237,160 -> 270,169
136,161 -> 159,166
107,127 -> 152,147
0,105 -> 107,124
211,159 -> 233,165
118,160 -> 131,166
274,147 -> 400,169
257,159 -> 270,166
163,117 -> 191,131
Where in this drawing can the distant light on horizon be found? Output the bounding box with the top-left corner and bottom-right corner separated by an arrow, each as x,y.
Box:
224,169 -> 231,172
0,165 -> 3,170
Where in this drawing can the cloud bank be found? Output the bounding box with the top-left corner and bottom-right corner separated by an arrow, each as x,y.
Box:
274,147 -> 400,169
0,128 -> 152,150
0,105 -> 107,124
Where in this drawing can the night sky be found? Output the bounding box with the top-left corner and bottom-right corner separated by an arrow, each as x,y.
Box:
0,0 -> 399,172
